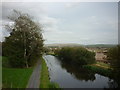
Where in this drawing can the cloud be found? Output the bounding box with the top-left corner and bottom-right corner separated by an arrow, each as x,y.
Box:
2,0 -> 120,2
1,2 -> 61,42
2,2 -> 46,20
40,16 -> 60,32
1,2 -> 118,44
65,3 -> 80,8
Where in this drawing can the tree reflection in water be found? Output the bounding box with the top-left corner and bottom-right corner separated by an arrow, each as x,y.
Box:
60,60 -> 96,81
60,59 -> 119,88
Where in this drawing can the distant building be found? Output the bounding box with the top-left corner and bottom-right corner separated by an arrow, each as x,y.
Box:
86,47 -> 109,63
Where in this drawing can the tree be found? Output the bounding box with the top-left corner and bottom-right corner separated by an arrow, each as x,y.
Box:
107,45 -> 120,88
3,10 -> 44,68
107,45 -> 120,71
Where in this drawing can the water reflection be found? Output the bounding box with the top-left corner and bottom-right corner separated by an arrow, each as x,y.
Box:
60,60 -> 96,81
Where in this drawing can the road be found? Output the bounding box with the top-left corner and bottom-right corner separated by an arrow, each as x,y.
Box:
27,59 -> 41,88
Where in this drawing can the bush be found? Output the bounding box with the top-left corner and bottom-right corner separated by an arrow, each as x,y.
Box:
56,47 -> 95,66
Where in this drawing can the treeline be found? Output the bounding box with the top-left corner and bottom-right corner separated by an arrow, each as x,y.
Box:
55,47 -> 96,66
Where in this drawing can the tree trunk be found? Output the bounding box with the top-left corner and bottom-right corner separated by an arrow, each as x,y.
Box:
24,31 -> 28,68
25,48 -> 28,68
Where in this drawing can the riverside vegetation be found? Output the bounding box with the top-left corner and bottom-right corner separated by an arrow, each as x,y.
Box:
55,47 -> 96,66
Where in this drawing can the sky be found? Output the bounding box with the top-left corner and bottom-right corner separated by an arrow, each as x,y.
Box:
0,1 -> 118,45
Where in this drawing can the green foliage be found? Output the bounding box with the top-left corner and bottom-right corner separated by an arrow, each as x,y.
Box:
2,67 -> 33,88
2,10 -> 44,68
2,56 -> 11,68
107,45 -> 120,70
55,47 -> 95,66
40,57 -> 50,88
48,82 -> 60,88
107,45 -> 120,87
96,62 -> 110,68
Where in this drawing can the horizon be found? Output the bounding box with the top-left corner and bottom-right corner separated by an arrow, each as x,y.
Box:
44,43 -> 117,45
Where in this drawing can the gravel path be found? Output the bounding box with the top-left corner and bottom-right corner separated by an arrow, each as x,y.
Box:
27,59 -> 41,88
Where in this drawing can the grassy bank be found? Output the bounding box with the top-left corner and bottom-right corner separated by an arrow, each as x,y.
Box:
83,64 -> 112,78
40,57 -> 59,88
93,62 -> 110,69
2,56 -> 34,88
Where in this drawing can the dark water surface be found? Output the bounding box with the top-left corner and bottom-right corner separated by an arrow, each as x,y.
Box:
43,55 -> 114,88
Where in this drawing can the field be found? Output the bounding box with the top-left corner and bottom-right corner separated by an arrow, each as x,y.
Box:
2,56 -> 33,88
2,67 -> 33,88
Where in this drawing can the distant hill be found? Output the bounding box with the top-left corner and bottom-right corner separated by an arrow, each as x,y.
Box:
44,43 -> 84,47
85,44 -> 117,48
44,43 -> 117,48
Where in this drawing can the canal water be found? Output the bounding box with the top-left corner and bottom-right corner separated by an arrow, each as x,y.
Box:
43,55 -> 114,88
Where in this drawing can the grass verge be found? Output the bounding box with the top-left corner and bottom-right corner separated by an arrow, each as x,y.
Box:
40,57 -> 59,88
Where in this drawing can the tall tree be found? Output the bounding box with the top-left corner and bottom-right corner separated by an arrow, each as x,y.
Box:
108,45 -> 120,71
107,45 -> 120,88
3,10 -> 44,68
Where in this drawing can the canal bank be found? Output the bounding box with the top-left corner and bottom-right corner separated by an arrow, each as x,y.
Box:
40,56 -> 59,88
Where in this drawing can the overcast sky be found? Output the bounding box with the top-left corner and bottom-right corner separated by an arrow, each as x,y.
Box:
1,2 -> 118,45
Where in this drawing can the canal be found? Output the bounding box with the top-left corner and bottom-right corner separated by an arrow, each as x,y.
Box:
43,55 -> 115,88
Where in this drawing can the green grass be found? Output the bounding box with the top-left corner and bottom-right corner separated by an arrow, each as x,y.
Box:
2,56 -> 34,88
83,65 -> 112,78
2,67 -> 33,88
95,62 -> 110,69
40,57 -> 60,88
40,57 -> 50,88
48,82 -> 60,88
